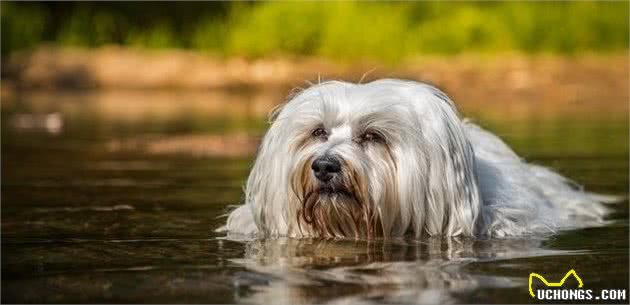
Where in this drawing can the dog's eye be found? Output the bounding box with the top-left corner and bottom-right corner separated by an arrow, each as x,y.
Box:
361,131 -> 384,143
312,127 -> 328,139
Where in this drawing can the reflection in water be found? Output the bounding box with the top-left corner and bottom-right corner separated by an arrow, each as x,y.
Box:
31,204 -> 135,213
9,112 -> 64,134
228,237 -> 561,304
107,133 -> 260,157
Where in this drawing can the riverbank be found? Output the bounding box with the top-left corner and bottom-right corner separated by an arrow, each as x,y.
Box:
2,47 -> 627,158
2,46 -> 626,94
3,47 -> 628,117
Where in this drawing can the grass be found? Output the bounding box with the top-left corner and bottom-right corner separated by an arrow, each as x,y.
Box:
1,1 -> 628,62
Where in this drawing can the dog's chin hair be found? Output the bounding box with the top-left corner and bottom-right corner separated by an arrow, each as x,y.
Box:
300,190 -> 379,239
291,154 -> 381,239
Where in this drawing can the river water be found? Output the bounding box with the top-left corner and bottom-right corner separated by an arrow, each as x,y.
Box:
2,89 -> 628,304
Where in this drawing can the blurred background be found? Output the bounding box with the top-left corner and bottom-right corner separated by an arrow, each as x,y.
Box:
2,1 -> 628,144
3,2 -> 629,58
1,1 -> 629,304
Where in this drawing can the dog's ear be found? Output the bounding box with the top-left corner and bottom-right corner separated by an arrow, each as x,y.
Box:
423,93 -> 481,237
244,112 -> 294,236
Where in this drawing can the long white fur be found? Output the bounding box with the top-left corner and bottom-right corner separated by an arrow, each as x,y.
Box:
222,79 -> 617,238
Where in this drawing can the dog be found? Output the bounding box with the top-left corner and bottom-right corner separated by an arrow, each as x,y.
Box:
222,79 -> 616,238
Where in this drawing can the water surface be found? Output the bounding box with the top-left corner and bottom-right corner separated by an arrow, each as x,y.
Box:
2,90 -> 628,304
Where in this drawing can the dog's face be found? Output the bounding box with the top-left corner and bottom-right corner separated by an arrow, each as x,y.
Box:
246,80 -> 480,239
289,105 -> 398,238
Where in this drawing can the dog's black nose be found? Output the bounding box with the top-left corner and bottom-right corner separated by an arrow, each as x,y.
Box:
311,156 -> 341,182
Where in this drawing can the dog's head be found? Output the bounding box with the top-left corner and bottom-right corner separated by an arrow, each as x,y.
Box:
246,79 -> 480,238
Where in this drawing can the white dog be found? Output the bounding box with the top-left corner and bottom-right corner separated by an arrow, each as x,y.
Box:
222,79 -> 616,238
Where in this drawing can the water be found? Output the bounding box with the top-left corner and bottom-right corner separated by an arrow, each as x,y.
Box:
2,90 -> 628,304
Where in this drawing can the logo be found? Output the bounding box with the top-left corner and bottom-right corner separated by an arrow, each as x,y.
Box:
528,269 -> 583,298
528,269 -> 626,301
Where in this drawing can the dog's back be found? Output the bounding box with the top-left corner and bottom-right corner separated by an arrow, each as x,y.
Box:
465,122 -> 616,237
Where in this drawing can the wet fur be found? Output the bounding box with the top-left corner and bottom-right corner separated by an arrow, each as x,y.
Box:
221,79 -> 617,238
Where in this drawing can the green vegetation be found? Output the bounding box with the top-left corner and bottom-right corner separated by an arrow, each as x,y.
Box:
2,1 -> 628,62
